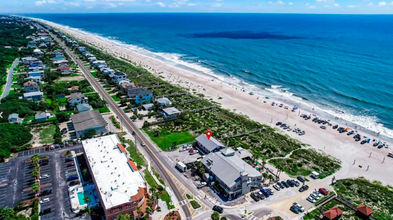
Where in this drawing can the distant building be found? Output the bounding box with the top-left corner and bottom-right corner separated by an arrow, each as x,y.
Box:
92,60 -> 106,67
8,113 -> 22,124
118,80 -> 134,93
142,104 -> 154,111
21,57 -> 38,65
127,88 -> 153,104
68,92 -> 88,107
23,80 -> 40,93
201,148 -> 262,200
102,68 -> 115,75
161,107 -> 181,119
27,70 -> 44,78
71,110 -> 108,138
82,134 -> 149,220
195,134 -> 225,155
34,112 -> 51,122
23,91 -> 44,102
156,97 -> 171,107
26,76 -> 42,84
76,103 -> 93,113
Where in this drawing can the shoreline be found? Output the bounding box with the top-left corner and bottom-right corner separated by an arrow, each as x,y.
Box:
35,18 -> 393,186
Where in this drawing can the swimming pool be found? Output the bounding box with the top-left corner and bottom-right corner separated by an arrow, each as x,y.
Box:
77,192 -> 89,205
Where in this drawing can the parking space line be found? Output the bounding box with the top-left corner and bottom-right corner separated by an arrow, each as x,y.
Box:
182,188 -> 188,197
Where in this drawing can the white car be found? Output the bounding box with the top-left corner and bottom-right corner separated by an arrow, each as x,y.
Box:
293,203 -> 304,212
307,196 -> 316,203
311,192 -> 321,200
40,198 -> 50,204
40,174 -> 49,179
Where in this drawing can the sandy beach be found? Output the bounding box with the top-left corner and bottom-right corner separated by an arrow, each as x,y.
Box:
38,19 -> 393,187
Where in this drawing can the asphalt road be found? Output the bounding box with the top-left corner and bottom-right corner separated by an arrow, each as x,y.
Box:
48,31 -> 195,219
1,58 -> 19,100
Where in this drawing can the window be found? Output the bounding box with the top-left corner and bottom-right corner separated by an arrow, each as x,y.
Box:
119,206 -> 122,211
110,210 -> 113,214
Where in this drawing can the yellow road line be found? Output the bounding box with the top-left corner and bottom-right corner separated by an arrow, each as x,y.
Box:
182,188 -> 188,197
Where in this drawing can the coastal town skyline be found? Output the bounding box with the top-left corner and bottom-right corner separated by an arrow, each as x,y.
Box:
2,0 -> 393,14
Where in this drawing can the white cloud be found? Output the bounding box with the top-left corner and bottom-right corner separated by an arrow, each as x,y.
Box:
187,3 -> 197,6
316,0 -> 335,3
288,2 -> 293,5
378,1 -> 387,6
35,0 -> 57,6
390,1 -> 393,5
83,0 -> 97,2
333,3 -> 339,7
368,2 -> 374,6
156,1 -> 165,7
212,3 -> 222,7
347,4 -> 356,8
65,2 -> 80,6
277,0 -> 286,5
305,3 -> 310,6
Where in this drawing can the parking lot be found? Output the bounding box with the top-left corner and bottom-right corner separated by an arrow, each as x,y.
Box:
0,145 -> 86,219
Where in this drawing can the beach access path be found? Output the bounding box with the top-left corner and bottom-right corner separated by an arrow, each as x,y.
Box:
1,58 -> 19,100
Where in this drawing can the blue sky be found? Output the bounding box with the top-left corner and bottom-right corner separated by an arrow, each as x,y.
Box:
1,0 -> 393,14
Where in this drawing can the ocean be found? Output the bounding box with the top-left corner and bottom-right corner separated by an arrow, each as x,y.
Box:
25,13 -> 393,138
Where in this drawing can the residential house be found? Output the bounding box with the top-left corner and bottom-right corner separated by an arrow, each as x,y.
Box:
58,65 -> 70,75
38,43 -> 47,49
201,148 -> 262,200
53,60 -> 68,66
21,57 -> 38,65
68,92 -> 88,107
78,47 -> 86,53
27,41 -> 36,48
156,97 -> 172,107
27,76 -> 42,84
195,134 -> 225,154
8,113 -> 22,124
23,80 -> 40,93
53,55 -> 65,60
118,80 -> 135,93
71,110 -> 108,138
23,91 -> 44,102
126,88 -> 153,104
110,72 -> 128,84
76,103 -> 93,113
27,70 -> 44,78
323,207 -> 343,220
70,86 -> 79,92
161,107 -> 181,119
91,60 -> 106,67
102,68 -> 115,75
33,49 -> 44,56
142,104 -> 154,111
34,112 -> 51,122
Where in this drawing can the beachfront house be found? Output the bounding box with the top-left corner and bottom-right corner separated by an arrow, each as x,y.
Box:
126,88 -> 153,104
109,72 -> 128,84
92,60 -> 106,67
195,134 -> 225,155
8,113 -> 22,124
71,110 -> 108,138
102,68 -> 115,75
156,97 -> 172,107
161,107 -> 181,119
76,103 -> 93,113
34,112 -> 51,122
23,80 -> 40,93
23,91 -> 44,102
201,148 -> 262,200
68,92 -> 88,107
118,80 -> 135,93
78,47 -> 86,53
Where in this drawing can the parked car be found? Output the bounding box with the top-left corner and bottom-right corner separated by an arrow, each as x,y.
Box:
333,125 -> 338,129
251,192 -> 260,202
307,196 -> 316,203
39,190 -> 52,196
293,203 -> 304,212
68,180 -> 80,187
66,162 -> 75,167
276,122 -> 282,126
67,175 -> 78,181
40,198 -> 50,204
319,188 -> 329,195
213,205 -> 223,214
65,157 -> 73,162
293,180 -> 300,187
40,208 -> 51,216
281,181 -> 289,188
273,184 -> 281,191
320,126 -> 326,130
290,206 -> 299,214
40,174 -> 49,179
287,180 -> 294,187
310,192 -> 321,200
277,182 -> 285,189
189,150 -> 199,155
299,185 -> 309,192
61,128 -> 68,134
197,182 -> 207,189
297,176 -> 305,182
257,192 -> 265,200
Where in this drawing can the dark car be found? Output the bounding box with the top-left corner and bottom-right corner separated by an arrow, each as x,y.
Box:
293,180 -> 300,187
68,180 -> 80,187
65,157 -> 73,163
66,162 -> 75,167
287,180 -> 294,187
40,190 -> 52,196
40,208 -> 51,216
277,182 -> 285,189
361,140 -> 367,144
297,175 -> 305,182
260,188 -> 270,197
333,125 -> 338,129
61,128 -> 68,134
276,122 -> 282,126
251,192 -> 260,202
67,175 -> 78,181
290,206 -> 299,214
39,159 -> 49,163
213,205 -> 223,214
40,162 -> 48,166
299,185 -> 309,192
281,181 -> 289,188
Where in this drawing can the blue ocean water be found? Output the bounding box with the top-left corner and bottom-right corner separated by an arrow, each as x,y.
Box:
26,13 -> 393,137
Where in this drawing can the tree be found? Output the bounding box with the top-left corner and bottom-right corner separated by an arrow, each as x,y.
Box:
32,183 -> 40,193
83,129 -> 96,139
55,112 -> 70,122
83,196 -> 90,204
211,211 -> 220,220
267,174 -> 274,185
262,172 -> 268,184
117,214 -> 131,220
0,208 -> 15,220
198,167 -> 205,175
220,217 -> 228,220
82,168 -> 88,177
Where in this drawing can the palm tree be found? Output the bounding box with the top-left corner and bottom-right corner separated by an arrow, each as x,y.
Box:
83,196 -> 90,204
267,174 -> 274,185
262,172 -> 268,184
32,183 -> 40,194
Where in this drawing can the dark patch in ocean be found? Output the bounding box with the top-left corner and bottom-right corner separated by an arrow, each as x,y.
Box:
180,31 -> 304,40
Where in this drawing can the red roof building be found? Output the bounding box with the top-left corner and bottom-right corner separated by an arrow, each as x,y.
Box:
323,207 -> 343,220
357,204 -> 374,216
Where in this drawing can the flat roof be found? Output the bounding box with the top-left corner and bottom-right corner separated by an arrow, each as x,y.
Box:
82,134 -> 146,209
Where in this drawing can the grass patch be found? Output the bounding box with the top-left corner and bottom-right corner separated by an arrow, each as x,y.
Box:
334,178 -> 393,220
45,98 -> 52,104
190,200 -> 201,209
39,124 -> 56,144
71,73 -> 78,77
269,149 -> 341,178
11,84 -> 21,89
110,115 -> 121,129
58,97 -> 68,103
145,129 -> 195,151
143,169 -> 174,209
126,143 -> 146,169
28,116 -> 35,121
111,95 -> 120,102
84,92 -> 97,97
91,71 -> 97,78
186,194 -> 193,200
96,106 -> 110,113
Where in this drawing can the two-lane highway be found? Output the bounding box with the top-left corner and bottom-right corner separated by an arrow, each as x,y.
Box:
48,31 -> 195,219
